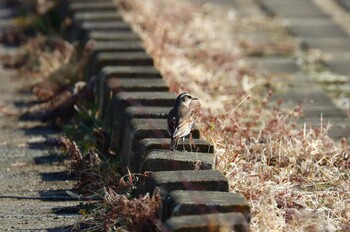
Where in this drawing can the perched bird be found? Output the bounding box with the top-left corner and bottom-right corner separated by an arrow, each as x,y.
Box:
167,92 -> 198,151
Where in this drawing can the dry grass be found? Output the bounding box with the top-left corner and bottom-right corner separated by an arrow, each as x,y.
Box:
59,136 -> 162,231
95,188 -> 162,232
1,36 -> 75,75
2,36 -> 97,123
116,0 -> 350,231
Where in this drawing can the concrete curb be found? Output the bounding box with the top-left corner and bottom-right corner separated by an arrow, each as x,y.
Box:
65,0 -> 251,231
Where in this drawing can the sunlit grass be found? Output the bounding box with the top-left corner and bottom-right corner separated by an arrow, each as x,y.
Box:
117,0 -> 350,231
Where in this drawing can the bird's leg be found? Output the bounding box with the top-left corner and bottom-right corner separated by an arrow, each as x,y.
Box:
182,137 -> 186,151
170,137 -> 179,151
189,133 -> 193,152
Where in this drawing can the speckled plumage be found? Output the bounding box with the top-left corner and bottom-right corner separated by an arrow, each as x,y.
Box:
167,92 -> 198,151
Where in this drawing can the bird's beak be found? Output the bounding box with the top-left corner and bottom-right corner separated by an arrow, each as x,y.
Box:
193,97 -> 198,100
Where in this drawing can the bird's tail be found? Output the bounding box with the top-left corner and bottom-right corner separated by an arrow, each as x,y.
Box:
170,137 -> 178,151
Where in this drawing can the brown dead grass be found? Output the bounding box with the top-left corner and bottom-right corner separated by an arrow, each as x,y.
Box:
3,37 -> 97,123
59,137 -> 162,231
116,0 -> 350,231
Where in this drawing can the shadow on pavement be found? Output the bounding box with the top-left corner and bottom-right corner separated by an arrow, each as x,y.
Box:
34,152 -> 66,165
41,170 -> 74,182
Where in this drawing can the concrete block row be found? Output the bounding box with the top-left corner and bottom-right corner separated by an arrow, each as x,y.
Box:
88,31 -> 140,42
255,0 -> 350,143
65,0 -> 250,231
257,0 -> 350,80
336,0 -> 350,11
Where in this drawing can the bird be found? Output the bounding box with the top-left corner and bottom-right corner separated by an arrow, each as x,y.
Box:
167,92 -> 198,151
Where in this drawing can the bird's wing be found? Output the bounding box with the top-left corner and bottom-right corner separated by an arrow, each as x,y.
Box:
167,109 -> 177,136
173,115 -> 193,138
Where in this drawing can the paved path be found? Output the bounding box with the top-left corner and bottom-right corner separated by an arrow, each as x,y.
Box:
0,4 -> 79,231
0,51 -> 80,231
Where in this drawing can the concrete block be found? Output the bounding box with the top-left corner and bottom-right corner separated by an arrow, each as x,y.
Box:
259,0 -> 327,18
288,22 -> 348,38
165,213 -> 249,232
107,91 -> 176,120
140,150 -> 214,172
137,138 -> 214,155
105,91 -> 175,121
93,41 -> 144,54
145,170 -> 228,193
337,0 -> 350,11
97,65 -> 162,96
300,38 -> 350,53
69,2 -> 116,12
100,66 -> 162,78
73,11 -> 122,22
81,21 -> 132,31
119,136 -> 215,172
88,31 -> 140,41
106,78 -> 168,93
246,57 -> 299,74
302,106 -> 348,119
122,119 -> 200,171
125,106 -> 171,119
97,66 -> 162,117
326,57 -> 350,77
100,79 -> 169,119
272,88 -> 344,108
271,87 -> 350,141
128,118 -> 200,147
71,21 -> 133,40
106,92 -> 177,154
163,190 -> 250,222
91,52 -> 154,75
